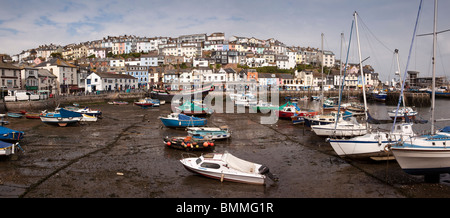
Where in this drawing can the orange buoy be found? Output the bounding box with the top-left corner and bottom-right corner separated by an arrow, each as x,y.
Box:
167,142 -> 171,146
203,142 -> 208,147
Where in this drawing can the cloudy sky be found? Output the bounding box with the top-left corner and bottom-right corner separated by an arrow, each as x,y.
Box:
0,0 -> 449,81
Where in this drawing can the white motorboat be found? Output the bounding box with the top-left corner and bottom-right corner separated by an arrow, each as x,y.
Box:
311,117 -> 368,137
234,94 -> 257,107
80,114 -> 98,122
387,107 -> 418,120
180,152 -> 278,185
328,122 -> 415,157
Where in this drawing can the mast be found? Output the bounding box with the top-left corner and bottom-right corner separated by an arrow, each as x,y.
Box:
395,49 -> 406,109
321,33 -> 324,115
339,33 -> 344,93
354,11 -> 368,122
431,0 -> 437,134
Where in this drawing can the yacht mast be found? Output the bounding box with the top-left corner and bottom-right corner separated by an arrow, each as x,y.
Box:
395,49 -> 406,109
431,0 -> 437,134
321,33 -> 324,115
354,11 -> 368,122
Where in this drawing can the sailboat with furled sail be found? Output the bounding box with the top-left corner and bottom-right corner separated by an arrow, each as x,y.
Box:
328,47 -> 416,158
311,17 -> 368,137
390,0 -> 450,182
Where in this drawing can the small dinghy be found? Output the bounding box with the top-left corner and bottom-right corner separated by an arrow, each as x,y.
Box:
180,151 -> 278,185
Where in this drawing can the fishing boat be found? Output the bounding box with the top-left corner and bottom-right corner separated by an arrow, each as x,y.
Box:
387,107 -> 418,120
0,126 -> 24,142
109,101 -> 129,105
134,98 -> 160,107
390,0 -> 450,181
180,151 -> 278,185
159,113 -> 207,128
323,97 -> 339,109
7,112 -> 23,118
0,141 -> 21,156
328,122 -> 415,158
40,108 -> 83,127
80,114 -> 98,122
372,90 -> 387,101
163,135 -> 214,151
311,116 -> 368,137
234,94 -> 257,107
25,112 -> 41,119
285,96 -> 300,102
304,111 -> 352,127
276,101 -> 301,119
277,101 -> 318,120
186,126 -> 231,140
251,100 -> 279,113
74,107 -> 102,117
175,101 -> 212,117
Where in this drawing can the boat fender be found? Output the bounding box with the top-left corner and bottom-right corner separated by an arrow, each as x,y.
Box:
167,142 -> 171,146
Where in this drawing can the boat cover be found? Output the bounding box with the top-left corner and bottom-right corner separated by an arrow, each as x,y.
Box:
177,101 -> 207,112
278,101 -> 301,111
59,108 -> 82,118
178,113 -> 204,120
440,126 -> 450,133
222,152 -> 258,174
0,140 -> 13,149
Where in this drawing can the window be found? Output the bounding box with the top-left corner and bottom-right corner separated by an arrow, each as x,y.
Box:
200,162 -> 220,169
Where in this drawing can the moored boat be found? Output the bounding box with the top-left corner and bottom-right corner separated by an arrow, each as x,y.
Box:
186,126 -> 231,140
25,112 -> 41,119
0,141 -> 22,156
163,135 -> 215,151
328,122 -> 415,158
180,151 -> 278,185
159,113 -> 207,128
0,126 -> 24,142
40,108 -> 83,127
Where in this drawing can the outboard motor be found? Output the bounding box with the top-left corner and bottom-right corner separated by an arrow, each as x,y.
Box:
258,165 -> 279,182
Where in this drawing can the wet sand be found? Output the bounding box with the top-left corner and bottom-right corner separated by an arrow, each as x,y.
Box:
1,102 -> 450,198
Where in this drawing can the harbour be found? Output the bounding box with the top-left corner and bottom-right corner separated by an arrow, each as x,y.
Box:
1,93 -> 450,198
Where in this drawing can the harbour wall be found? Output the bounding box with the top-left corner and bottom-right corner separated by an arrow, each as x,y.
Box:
0,92 -> 146,113
0,90 -> 431,113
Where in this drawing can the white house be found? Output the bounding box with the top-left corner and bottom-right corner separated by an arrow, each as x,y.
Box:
85,72 -> 137,93
140,54 -> 159,67
34,58 -> 78,94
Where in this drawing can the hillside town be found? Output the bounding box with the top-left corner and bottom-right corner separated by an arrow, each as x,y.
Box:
0,32 -> 440,96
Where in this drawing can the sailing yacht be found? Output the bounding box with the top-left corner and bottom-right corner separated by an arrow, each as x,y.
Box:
390,0 -> 450,178
311,15 -> 369,138
327,48 -> 417,157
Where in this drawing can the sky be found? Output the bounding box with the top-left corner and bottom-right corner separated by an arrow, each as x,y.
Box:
0,0 -> 449,82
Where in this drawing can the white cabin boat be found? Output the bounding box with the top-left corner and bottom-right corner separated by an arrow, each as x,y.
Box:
311,117 -> 368,137
180,152 -> 278,185
328,122 -> 415,157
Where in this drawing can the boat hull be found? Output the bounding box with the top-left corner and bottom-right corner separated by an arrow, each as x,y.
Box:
159,117 -> 207,128
329,134 -> 392,157
0,142 -> 17,156
311,124 -> 368,137
181,160 -> 265,185
391,147 -> 450,175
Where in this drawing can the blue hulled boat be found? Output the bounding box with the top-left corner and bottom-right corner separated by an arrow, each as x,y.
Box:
40,108 -> 83,127
159,113 -> 207,128
0,126 -> 24,142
